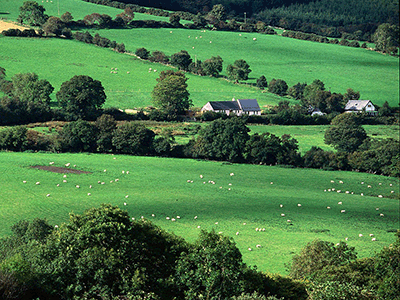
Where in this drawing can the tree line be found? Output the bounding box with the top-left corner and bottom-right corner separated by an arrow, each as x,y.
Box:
1,113 -> 399,177
0,204 -> 398,299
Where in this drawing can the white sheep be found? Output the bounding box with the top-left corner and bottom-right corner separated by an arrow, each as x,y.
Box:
359,234 -> 363,237
36,182 -> 40,185
372,238 -> 376,241
256,244 -> 261,248
341,210 -> 346,213
46,194 -> 50,197
281,213 -> 285,217
297,204 -> 302,207
236,232 -> 239,235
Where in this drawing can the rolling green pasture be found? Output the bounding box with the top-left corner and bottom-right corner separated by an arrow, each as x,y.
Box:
90,27 -> 399,107
2,0 -> 399,108
1,152 -> 398,274
0,0 -> 176,22
248,124 -> 399,153
0,36 -> 282,109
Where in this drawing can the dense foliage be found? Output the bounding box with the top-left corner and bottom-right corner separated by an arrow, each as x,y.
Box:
287,232 -> 400,300
0,205 -> 308,299
256,0 -> 399,40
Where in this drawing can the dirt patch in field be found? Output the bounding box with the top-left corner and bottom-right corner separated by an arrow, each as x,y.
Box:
31,165 -> 92,174
0,20 -> 32,32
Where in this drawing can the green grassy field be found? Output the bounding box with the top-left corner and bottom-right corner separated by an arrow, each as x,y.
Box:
0,36 -> 283,109
0,0 -> 175,22
248,124 -> 399,153
90,26 -> 400,107
1,0 -> 399,109
1,152 -> 398,274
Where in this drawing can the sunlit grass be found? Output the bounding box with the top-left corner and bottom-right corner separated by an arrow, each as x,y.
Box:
1,152 -> 398,274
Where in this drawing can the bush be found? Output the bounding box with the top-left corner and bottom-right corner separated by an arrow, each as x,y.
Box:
59,119 -> 97,152
112,122 -> 155,155
135,47 -> 150,59
0,126 -> 28,152
268,79 -> 288,96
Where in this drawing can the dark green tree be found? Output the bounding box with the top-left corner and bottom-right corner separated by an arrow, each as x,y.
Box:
289,239 -> 357,280
288,82 -> 307,100
0,126 -> 28,152
169,14 -> 181,27
176,230 -> 245,299
18,1 -> 47,26
378,101 -> 392,117
227,59 -> 252,82
324,122 -> 368,153
256,75 -> 268,89
202,55 -> 223,77
10,73 -> 53,106
151,70 -> 191,118
115,7 -> 134,26
56,75 -> 106,120
59,119 -> 97,152
373,231 -> 400,299
135,47 -> 150,59
112,122 -> 155,155
373,23 -> 399,55
194,117 -> 250,162
268,79 -> 288,96
343,88 -> 360,101
60,11 -> 73,23
42,16 -> 65,36
29,204 -> 188,299
244,132 -> 283,165
170,50 -> 192,71
206,4 -> 226,24
95,114 -> 117,152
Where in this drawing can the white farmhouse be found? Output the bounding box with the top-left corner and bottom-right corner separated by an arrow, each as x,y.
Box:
344,100 -> 377,115
201,98 -> 261,116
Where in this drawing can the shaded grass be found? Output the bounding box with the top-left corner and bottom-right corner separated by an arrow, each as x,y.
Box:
0,151 -> 398,274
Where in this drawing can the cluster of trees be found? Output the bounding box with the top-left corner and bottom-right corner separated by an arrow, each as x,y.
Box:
0,204 -> 307,300
136,48 -> 252,84
304,113 -> 400,177
0,102 -> 398,176
0,70 -> 109,124
256,0 -> 399,41
1,205 -> 398,299
79,0 -> 278,34
288,234 -> 400,300
282,30 -> 364,48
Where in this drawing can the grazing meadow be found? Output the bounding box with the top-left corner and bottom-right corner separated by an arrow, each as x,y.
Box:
1,151 -> 398,274
1,0 -> 399,109
0,36 -> 281,109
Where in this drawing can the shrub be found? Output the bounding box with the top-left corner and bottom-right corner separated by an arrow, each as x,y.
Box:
135,47 -> 150,59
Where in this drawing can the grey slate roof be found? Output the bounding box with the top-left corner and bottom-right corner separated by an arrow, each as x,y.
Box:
345,100 -> 373,111
208,101 -> 240,111
238,99 -> 261,112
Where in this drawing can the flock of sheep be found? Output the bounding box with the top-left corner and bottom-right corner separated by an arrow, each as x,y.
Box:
22,159 -> 396,252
